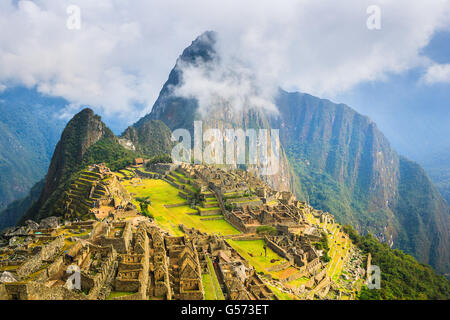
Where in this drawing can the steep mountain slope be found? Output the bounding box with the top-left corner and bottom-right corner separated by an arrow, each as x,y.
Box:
0,87 -> 66,210
1,109 -> 175,230
133,31 -> 294,193
132,32 -> 449,274
133,32 -> 215,131
344,225 -> 450,299
21,108 -> 137,222
271,91 -> 400,233
0,180 -> 44,232
270,90 -> 449,274
395,157 -> 449,274
121,119 -> 174,157
418,150 -> 450,206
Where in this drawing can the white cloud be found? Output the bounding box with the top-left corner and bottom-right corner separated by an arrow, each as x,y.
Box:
0,0 -> 449,127
173,45 -> 279,117
422,63 -> 450,84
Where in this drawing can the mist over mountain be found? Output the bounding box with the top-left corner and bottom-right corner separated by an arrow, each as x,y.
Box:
417,150 -> 450,206
134,31 -> 294,192
135,32 -> 449,274
0,31 -> 448,276
0,87 -> 66,210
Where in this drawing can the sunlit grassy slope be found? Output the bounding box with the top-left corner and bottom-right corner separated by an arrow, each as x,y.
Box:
121,178 -> 239,236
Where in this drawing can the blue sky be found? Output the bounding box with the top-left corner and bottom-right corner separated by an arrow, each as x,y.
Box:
0,1 -> 449,166
336,31 -> 450,163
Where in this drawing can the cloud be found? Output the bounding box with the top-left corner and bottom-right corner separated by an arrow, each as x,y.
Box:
0,0 -> 450,128
422,63 -> 450,84
172,39 -> 279,117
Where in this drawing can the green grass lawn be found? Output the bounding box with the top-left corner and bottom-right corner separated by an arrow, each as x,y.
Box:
107,291 -> 135,299
202,256 -> 225,300
288,276 -> 310,287
138,169 -> 158,175
304,214 -> 351,281
199,206 -> 221,211
227,239 -> 287,276
267,284 -> 297,300
202,274 -> 216,300
121,178 -> 239,236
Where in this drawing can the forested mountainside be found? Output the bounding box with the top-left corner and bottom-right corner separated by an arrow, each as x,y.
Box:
19,108 -> 137,223
418,150 -> 450,206
344,225 -> 450,299
1,31 -> 448,275
271,90 -> 449,274
0,87 -> 66,210
1,106 -> 448,300
135,31 -> 449,274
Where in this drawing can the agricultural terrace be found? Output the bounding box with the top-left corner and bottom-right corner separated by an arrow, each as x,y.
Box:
304,211 -> 351,281
266,284 -> 298,300
120,178 -> 239,236
202,255 -> 225,300
226,239 -> 290,278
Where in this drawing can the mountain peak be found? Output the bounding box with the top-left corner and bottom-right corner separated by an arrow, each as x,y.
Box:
23,108 -> 114,221
179,30 -> 217,64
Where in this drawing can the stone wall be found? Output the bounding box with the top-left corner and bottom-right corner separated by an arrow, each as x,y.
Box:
4,282 -> 85,300
136,169 -> 160,179
109,292 -> 142,300
264,236 -> 293,264
164,202 -> 189,208
115,277 -> 141,292
98,222 -> 132,254
16,236 -> 65,278
0,284 -> 7,300
281,270 -> 307,283
147,163 -> 179,175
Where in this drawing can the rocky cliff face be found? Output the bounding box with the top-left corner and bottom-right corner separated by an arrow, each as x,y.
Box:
133,31 -> 294,192
133,31 -> 448,273
0,180 -> 44,232
0,87 -> 66,210
39,108 -> 112,206
121,119 -> 174,157
270,90 -> 449,274
23,108 -> 115,221
395,157 -> 449,274
272,91 -> 400,207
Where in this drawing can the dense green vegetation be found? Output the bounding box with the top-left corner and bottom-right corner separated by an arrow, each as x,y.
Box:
83,137 -> 140,171
394,157 -> 449,273
135,196 -> 153,218
313,232 -> 331,263
343,225 -> 450,300
19,110 -> 142,223
0,87 -> 66,211
145,153 -> 172,167
121,119 -> 174,158
419,150 -> 450,205
37,137 -> 139,219
0,180 -> 44,232
426,166 -> 450,205
256,225 -> 277,236
287,149 -> 389,234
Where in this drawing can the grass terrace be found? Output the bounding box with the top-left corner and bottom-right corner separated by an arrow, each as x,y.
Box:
107,291 -> 135,300
121,178 -> 239,236
287,276 -> 310,287
167,172 -> 199,194
266,284 -> 297,300
304,212 -> 351,281
226,239 -> 287,277
202,255 -> 225,300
